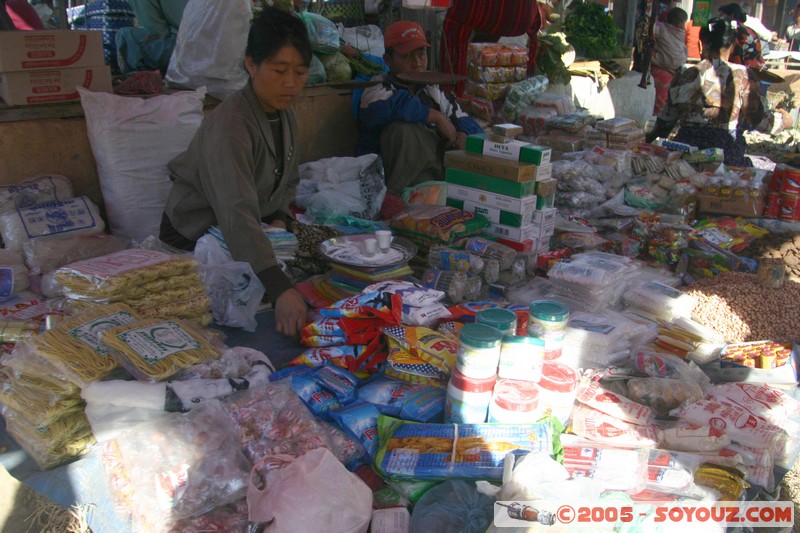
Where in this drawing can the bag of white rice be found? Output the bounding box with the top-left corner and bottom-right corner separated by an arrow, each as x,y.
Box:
0,196 -> 105,253
0,175 -> 73,214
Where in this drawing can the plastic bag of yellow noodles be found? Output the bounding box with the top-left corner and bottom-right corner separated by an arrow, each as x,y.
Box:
54,248 -> 198,300
29,304 -> 141,388
101,318 -> 221,381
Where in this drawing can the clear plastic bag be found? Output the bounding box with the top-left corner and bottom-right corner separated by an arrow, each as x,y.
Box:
301,12 -> 340,54
98,400 -> 251,532
23,233 -> 128,276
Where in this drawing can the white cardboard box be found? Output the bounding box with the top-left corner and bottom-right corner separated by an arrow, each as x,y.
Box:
0,66 -> 112,106
531,207 -> 557,227
0,30 -> 105,72
446,183 -> 536,214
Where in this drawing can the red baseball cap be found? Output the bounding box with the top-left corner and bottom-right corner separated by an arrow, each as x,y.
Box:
384,21 -> 431,55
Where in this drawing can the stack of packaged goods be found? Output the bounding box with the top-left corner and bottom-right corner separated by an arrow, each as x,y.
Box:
518,92 -> 575,138
585,117 -> 646,151
445,130 -> 556,259
206,223 -> 298,264
535,110 -> 599,155
546,251 -> 640,312
461,43 -> 530,122
53,248 -> 212,326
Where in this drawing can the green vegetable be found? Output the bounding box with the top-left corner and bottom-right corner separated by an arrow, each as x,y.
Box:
535,32 -> 572,86
562,1 -> 624,60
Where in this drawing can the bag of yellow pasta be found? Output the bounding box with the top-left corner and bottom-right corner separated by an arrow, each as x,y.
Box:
30,303 -> 140,388
54,248 -> 198,300
101,318 -> 221,381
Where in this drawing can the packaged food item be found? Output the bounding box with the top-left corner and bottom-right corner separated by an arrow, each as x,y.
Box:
330,400 -> 381,459
375,415 -> 555,481
487,379 -> 542,423
445,367 -> 495,424
659,422 -> 731,452
575,380 -> 654,425
456,323 -> 503,379
527,300 -> 570,360
0,249 -> 29,298
0,174 -> 73,214
389,205 -> 489,245
626,378 -> 704,417
571,404 -> 660,448
465,237 -> 516,270
475,308 -> 516,337
498,336 -> 544,381
536,360 -> 578,424
383,326 -> 458,374
427,246 -> 485,274
358,376 -> 445,423
101,318 -> 220,381
674,399 -> 786,449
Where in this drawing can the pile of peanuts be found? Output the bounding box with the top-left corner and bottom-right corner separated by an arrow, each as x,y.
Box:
742,233 -> 800,283
683,272 -> 800,343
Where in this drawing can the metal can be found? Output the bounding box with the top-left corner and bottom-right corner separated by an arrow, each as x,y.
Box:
779,193 -> 800,221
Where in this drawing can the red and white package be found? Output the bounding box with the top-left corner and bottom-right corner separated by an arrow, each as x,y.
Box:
694,449 -> 744,468
706,382 -> 800,429
562,440 -> 649,493
727,443 -> 773,468
674,400 -> 786,449
742,464 -> 775,491
576,380 -> 654,425
571,403 -> 660,448
659,422 -> 731,452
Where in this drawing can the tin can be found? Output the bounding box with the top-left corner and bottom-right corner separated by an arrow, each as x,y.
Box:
764,192 -> 782,218
769,165 -> 785,191
779,193 -> 800,221
756,257 -> 785,289
781,168 -> 800,195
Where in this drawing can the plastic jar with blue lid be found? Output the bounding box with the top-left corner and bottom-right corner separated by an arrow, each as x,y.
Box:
527,300 -> 570,360
498,335 -> 545,381
476,308 -> 517,337
456,323 -> 503,379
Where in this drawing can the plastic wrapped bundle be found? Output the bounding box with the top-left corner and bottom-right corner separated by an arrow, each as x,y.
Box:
98,400 -> 251,532
548,252 -> 640,310
0,175 -> 73,214
560,310 -> 641,368
23,233 -> 128,275
621,280 -> 696,321
54,249 -> 198,301
101,318 -> 221,381
0,249 -> 29,297
0,196 -> 105,253
25,304 -> 140,388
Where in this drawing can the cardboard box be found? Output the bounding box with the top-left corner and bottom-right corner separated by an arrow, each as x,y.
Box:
0,30 -> 105,72
709,340 -> 799,385
446,197 -> 529,227
465,134 -> 552,165
484,221 -> 540,242
444,150 -> 551,183
498,237 -> 535,252
0,66 -> 112,106
536,193 -> 555,210
445,167 -> 537,198
697,191 -> 765,217
446,182 -> 536,214
534,179 -> 557,197
531,207 -> 557,227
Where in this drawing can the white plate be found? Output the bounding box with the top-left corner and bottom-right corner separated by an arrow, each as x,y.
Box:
318,234 -> 416,269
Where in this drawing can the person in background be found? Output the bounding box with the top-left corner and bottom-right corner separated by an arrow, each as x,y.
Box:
356,21 -> 483,195
785,5 -> 800,51
741,1 -> 777,52
115,0 -> 189,74
651,7 -> 689,115
719,2 -> 765,68
647,18 -> 791,167
160,6 -> 310,337
4,0 -> 44,29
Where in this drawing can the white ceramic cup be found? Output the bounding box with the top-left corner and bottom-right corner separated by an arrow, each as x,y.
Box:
363,238 -> 378,256
376,230 -> 392,252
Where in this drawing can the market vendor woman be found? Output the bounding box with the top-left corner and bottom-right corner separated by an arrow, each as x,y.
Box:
160,6 -> 309,337
646,17 -> 791,167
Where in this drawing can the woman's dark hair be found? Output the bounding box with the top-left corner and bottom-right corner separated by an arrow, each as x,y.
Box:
719,2 -> 746,23
666,7 -> 688,26
700,17 -> 736,53
246,6 -> 313,66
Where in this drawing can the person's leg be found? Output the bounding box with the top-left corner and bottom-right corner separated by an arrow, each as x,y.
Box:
379,122 -> 444,195
116,26 -> 177,73
651,66 -> 674,115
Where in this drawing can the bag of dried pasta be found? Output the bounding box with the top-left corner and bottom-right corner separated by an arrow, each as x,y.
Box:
54,248 -> 198,300
101,318 -> 221,381
28,303 -> 141,388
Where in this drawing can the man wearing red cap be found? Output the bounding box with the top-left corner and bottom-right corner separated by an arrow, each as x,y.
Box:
357,20 -> 483,195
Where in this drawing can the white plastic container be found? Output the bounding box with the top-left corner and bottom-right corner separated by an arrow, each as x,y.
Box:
528,299 -> 570,360
445,367 -> 496,424
476,307 -> 517,337
488,379 -> 542,423
537,360 -> 579,424
456,323 -> 503,379
498,335 -> 545,381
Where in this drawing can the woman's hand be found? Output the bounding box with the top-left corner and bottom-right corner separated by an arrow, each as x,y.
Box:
270,219 -> 287,230
275,287 -> 307,337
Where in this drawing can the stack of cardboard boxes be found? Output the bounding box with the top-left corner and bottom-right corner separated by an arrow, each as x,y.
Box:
444,125 -> 557,255
0,30 -> 112,106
